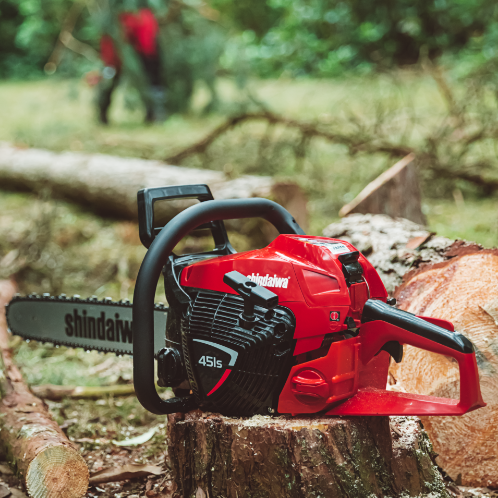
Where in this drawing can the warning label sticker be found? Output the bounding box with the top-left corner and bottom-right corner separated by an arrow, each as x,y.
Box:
301,239 -> 351,255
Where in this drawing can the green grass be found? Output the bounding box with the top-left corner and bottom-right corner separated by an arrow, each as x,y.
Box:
425,197 -> 498,248
0,73 -> 497,244
0,73 -> 496,245
0,73 -> 445,158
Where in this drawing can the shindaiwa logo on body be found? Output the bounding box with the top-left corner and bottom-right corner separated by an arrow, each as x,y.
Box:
247,273 -> 290,288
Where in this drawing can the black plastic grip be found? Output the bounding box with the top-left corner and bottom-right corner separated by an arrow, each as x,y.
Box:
133,198 -> 305,415
362,299 -> 473,354
223,271 -> 279,309
138,184 -> 231,250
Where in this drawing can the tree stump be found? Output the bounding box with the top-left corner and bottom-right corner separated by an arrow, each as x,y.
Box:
167,411 -> 448,498
323,214 -> 498,487
338,154 -> 426,225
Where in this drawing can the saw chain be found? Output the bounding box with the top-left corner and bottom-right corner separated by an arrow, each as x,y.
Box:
5,293 -> 169,356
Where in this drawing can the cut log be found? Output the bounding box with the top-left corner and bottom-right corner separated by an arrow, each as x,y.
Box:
323,213 -> 446,294
391,247 -> 498,488
339,154 -> 426,225
0,280 -> 89,498
167,410 -> 448,498
323,214 -> 498,487
0,142 -> 308,241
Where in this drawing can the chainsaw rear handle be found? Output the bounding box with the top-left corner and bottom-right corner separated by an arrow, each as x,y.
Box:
360,300 -> 485,412
362,299 -> 474,354
133,198 -> 305,415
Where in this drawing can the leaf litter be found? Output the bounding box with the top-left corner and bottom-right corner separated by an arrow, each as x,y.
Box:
89,464 -> 163,485
112,426 -> 159,447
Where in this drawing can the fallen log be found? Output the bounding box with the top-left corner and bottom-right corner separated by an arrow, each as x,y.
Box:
30,383 -> 135,402
0,280 -> 89,498
167,410 -> 448,498
323,214 -> 498,487
0,142 -> 308,241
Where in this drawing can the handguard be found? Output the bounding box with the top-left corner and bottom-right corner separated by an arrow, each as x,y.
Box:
324,300 -> 486,416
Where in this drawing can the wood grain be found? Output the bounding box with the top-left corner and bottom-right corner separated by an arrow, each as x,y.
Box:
392,249 -> 498,487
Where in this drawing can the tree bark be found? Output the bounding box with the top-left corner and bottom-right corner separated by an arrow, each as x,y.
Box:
0,280 -> 89,498
166,410 -> 448,498
0,142 -> 308,240
323,214 -> 498,488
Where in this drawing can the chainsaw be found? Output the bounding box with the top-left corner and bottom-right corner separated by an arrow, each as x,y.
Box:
6,184 -> 485,417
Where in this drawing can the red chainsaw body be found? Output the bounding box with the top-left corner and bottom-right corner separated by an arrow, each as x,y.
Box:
179,234 -> 485,416
181,234 -> 386,346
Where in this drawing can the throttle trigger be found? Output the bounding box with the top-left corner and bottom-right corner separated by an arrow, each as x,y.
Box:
380,341 -> 403,363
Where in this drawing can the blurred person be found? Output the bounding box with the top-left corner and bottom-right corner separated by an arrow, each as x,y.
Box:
97,7 -> 166,124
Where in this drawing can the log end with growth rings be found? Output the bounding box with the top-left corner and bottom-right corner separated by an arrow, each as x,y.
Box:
26,444 -> 89,498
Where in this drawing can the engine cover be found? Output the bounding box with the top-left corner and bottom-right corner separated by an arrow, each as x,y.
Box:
182,290 -> 295,416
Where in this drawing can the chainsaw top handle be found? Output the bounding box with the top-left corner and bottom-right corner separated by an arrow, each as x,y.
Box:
133,197 -> 305,415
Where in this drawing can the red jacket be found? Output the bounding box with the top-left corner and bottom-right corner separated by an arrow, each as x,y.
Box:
100,8 -> 159,68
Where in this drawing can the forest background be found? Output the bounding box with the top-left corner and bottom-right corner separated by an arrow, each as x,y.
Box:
2,0 -> 498,243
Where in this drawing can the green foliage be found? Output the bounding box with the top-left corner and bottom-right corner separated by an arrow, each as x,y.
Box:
0,0 -> 226,117
0,0 -> 99,78
221,0 -> 498,77
158,6 -> 226,113
210,0 -> 284,37
4,0 -> 498,83
5,0 -> 498,81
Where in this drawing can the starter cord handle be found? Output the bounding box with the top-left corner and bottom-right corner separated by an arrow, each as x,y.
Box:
133,198 -> 305,415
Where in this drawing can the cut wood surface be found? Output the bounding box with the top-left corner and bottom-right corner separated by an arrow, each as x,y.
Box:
339,153 -> 426,225
0,280 -> 89,498
0,142 -> 308,239
167,410 -> 448,498
324,214 -> 498,487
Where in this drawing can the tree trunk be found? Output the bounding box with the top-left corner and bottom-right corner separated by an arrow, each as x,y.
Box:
0,280 -> 89,498
338,154 -> 426,225
0,142 -> 308,241
323,214 -> 498,488
167,410 -> 448,498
